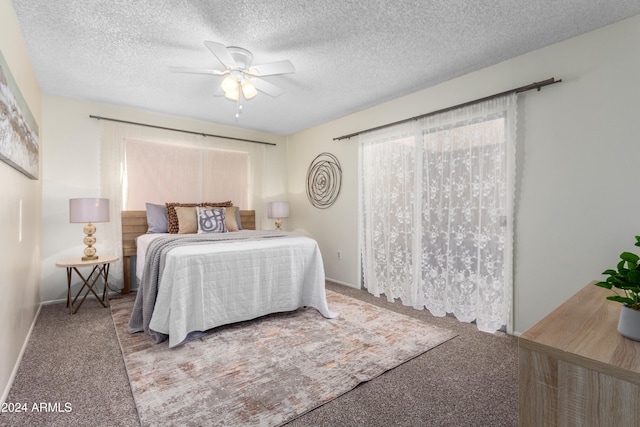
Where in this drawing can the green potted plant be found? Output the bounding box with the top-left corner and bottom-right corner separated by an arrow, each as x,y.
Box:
595,236 -> 640,341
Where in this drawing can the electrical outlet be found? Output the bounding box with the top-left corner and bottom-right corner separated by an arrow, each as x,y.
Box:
337,251 -> 342,259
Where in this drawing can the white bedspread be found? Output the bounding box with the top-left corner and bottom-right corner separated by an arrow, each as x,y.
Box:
136,232 -> 338,347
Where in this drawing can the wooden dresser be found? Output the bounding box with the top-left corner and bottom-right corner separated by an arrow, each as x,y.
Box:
519,281 -> 640,426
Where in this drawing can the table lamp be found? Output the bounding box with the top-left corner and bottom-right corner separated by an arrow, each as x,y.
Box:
267,201 -> 289,231
69,198 -> 110,260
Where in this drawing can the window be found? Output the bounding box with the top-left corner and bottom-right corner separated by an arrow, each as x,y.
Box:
359,94 -> 516,333
123,139 -> 249,209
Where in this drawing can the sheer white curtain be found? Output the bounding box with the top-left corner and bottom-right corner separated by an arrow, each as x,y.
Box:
359,121 -> 421,303
359,93 -> 516,333
99,121 -> 266,289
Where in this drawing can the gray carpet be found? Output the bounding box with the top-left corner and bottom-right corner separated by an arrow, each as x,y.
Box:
0,282 -> 518,426
0,296 -> 139,427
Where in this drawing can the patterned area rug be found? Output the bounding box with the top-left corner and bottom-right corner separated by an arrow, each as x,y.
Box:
111,290 -> 457,427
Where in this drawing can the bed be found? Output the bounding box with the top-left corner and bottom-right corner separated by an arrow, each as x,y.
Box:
120,209 -> 257,293
121,207 -> 337,347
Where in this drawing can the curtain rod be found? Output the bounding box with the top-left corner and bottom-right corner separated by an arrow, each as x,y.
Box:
333,77 -> 562,141
89,115 -> 277,146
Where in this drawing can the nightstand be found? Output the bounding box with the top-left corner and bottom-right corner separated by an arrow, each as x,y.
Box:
55,255 -> 119,314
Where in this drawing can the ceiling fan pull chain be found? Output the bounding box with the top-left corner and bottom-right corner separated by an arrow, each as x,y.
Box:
235,89 -> 243,120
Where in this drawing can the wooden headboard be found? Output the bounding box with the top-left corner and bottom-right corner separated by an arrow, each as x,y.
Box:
120,209 -> 256,294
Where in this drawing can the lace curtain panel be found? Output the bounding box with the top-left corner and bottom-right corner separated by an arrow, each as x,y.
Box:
359,93 -> 517,333
99,121 -> 266,290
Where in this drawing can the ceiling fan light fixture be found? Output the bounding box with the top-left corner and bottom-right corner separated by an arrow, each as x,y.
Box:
241,80 -> 257,99
171,41 -> 295,114
221,75 -> 238,94
224,86 -> 239,101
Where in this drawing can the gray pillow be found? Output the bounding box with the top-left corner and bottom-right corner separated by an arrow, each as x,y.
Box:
146,203 -> 168,233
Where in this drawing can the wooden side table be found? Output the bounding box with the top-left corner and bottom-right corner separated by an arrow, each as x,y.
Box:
519,281 -> 640,426
55,255 -> 119,314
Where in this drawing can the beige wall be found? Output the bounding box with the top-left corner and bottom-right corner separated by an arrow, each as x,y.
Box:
0,0 -> 42,403
40,95 -> 287,302
287,14 -> 640,334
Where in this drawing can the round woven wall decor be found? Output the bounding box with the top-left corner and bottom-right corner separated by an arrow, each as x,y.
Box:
306,152 -> 342,209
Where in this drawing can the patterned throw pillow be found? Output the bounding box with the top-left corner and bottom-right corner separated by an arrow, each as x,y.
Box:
196,207 -> 227,233
166,201 -> 232,234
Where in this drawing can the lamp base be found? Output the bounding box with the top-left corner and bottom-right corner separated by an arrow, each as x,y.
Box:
82,222 -> 98,260
275,218 -> 282,231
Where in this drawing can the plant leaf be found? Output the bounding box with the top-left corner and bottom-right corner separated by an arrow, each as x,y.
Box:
619,285 -> 640,293
610,276 -> 626,287
618,260 -> 627,273
607,295 -> 636,305
629,270 -> 640,284
621,252 -> 640,263
595,281 -> 613,289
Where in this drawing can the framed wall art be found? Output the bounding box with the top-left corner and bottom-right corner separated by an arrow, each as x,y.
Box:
0,50 -> 39,180
306,152 -> 342,209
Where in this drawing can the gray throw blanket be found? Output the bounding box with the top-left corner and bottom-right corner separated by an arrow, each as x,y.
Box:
128,231 -> 289,344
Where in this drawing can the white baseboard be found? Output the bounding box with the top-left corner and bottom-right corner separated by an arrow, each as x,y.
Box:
1,303 -> 42,405
326,277 -> 359,289
41,289 -> 125,306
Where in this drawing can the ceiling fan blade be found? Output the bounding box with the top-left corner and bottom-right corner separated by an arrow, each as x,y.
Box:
169,66 -> 226,76
249,60 -> 295,76
204,41 -> 237,70
253,78 -> 284,97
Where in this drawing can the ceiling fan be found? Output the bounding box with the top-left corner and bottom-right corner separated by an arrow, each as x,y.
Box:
170,41 -> 295,102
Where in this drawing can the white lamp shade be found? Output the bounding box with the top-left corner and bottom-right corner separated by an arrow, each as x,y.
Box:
222,75 -> 240,100
221,75 -> 238,93
241,80 -> 257,99
268,201 -> 290,219
69,198 -> 110,223
224,86 -> 239,101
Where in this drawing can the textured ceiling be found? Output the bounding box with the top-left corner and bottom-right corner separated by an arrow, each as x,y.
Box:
10,1 -> 640,136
